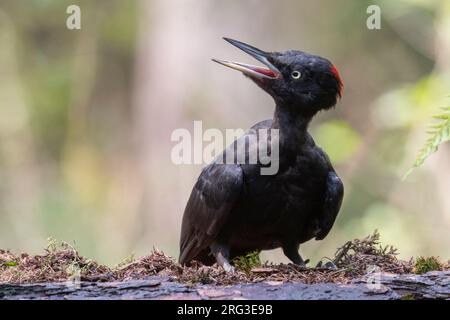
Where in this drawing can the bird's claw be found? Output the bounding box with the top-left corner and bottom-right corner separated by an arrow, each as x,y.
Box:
292,259 -> 310,269
297,260 -> 309,268
315,260 -> 337,270
222,263 -> 235,273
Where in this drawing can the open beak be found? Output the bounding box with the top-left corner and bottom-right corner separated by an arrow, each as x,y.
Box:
212,38 -> 281,79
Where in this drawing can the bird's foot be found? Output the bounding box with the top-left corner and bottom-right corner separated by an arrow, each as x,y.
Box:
299,259 -> 310,267
315,260 -> 337,270
282,243 -> 309,268
210,242 -> 235,273
222,262 -> 235,273
291,259 -> 310,269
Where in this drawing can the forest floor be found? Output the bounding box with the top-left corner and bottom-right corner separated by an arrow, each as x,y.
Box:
0,231 -> 448,285
0,232 -> 450,300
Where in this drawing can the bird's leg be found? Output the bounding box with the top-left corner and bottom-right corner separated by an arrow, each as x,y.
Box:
210,242 -> 235,273
282,242 -> 309,267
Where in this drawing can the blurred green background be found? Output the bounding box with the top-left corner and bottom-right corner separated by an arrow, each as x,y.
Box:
0,0 -> 449,266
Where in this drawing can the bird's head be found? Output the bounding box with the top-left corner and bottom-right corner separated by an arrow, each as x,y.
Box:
213,38 -> 343,117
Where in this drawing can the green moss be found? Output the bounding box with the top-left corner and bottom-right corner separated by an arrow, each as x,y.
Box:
414,256 -> 442,274
232,251 -> 261,273
3,261 -> 18,267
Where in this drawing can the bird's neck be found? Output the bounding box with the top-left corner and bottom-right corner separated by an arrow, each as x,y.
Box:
271,104 -> 312,151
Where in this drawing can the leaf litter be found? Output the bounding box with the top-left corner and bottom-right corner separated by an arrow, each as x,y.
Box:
1,231 -> 447,285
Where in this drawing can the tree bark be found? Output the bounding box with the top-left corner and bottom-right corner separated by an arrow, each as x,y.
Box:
1,271 -> 448,300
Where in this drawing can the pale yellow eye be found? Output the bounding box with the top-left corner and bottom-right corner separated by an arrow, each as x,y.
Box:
291,71 -> 301,79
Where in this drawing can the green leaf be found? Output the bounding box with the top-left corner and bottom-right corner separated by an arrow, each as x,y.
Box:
404,105 -> 450,178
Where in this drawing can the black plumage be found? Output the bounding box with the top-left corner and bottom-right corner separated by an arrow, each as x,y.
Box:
179,38 -> 344,271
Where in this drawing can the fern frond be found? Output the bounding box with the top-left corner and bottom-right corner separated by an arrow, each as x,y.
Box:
404,106 -> 450,178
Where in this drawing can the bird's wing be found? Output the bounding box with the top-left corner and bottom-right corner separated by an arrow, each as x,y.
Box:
179,162 -> 243,264
315,171 -> 344,240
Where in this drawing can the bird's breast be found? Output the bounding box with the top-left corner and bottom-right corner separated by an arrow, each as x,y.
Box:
234,154 -> 328,232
